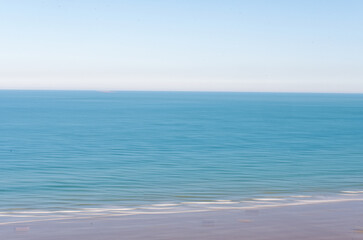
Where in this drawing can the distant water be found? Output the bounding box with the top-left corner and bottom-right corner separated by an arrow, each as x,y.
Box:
1,91 -> 363,213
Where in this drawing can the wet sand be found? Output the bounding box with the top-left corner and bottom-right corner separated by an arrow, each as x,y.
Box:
1,200 -> 363,240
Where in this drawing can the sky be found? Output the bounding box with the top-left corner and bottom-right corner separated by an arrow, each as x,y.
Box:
0,0 -> 362,92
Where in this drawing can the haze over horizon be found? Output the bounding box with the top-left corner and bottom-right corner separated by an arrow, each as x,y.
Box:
1,0 -> 362,93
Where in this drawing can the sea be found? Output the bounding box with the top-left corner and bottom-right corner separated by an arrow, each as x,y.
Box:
1,90 -> 363,221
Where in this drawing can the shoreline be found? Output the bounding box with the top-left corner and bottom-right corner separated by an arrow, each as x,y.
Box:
1,192 -> 363,225
1,199 -> 362,240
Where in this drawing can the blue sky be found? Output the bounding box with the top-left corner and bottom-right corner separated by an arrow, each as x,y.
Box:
1,0 -> 362,92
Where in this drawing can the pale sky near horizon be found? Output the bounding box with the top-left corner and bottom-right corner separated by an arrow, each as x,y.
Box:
0,0 -> 362,92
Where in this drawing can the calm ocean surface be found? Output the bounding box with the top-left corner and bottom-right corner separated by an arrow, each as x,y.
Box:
1,91 -> 363,213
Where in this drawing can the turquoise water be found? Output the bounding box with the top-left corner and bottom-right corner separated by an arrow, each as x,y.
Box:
1,91 -> 363,212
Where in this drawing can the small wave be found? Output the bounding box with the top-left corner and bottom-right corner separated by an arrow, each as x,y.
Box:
341,190 -> 363,194
252,198 -> 284,201
290,195 -> 312,198
151,203 -> 180,207
1,191 -> 362,226
181,201 -> 238,205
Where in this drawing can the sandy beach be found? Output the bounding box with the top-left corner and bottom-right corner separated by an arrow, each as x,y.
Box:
1,200 -> 362,240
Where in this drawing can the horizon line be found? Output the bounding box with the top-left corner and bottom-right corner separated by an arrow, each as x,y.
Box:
0,89 -> 363,95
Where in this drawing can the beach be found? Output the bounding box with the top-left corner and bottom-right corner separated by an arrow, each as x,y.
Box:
1,199 -> 363,240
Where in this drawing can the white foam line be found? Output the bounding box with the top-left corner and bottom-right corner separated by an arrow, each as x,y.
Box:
151,203 -> 180,207
181,201 -> 238,205
1,198 -> 362,226
0,209 -> 210,226
91,208 -> 137,212
253,198 -> 284,201
206,198 -> 363,211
